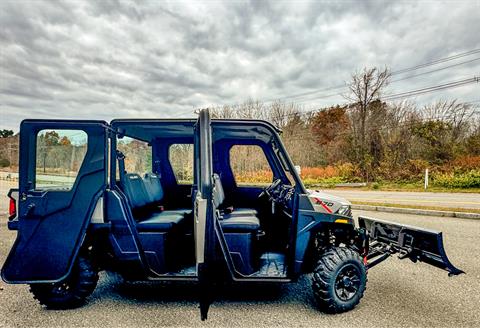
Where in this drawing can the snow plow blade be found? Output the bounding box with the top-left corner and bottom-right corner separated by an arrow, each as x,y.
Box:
358,216 -> 464,276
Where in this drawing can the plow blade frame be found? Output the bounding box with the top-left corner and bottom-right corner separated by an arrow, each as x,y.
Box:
358,216 -> 464,276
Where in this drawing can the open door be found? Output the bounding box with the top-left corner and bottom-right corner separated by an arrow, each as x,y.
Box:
194,109 -> 216,320
2,120 -> 108,283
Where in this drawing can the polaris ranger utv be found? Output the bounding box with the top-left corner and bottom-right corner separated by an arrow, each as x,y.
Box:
2,109 -> 463,320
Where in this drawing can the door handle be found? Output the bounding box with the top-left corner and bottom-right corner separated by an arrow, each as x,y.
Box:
20,203 -> 35,219
26,203 -> 35,215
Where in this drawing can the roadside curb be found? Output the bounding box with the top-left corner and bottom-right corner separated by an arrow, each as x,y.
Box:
352,204 -> 480,219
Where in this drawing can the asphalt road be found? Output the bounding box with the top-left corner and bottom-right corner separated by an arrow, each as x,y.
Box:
327,189 -> 480,210
0,210 -> 479,328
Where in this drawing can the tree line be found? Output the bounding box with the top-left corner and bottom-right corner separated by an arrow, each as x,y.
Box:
211,67 -> 480,186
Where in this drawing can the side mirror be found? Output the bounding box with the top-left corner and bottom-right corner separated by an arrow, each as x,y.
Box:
294,165 -> 301,175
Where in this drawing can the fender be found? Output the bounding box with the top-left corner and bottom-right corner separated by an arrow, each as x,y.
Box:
294,207 -> 355,275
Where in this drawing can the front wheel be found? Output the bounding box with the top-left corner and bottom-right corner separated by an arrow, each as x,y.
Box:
29,256 -> 99,309
312,247 -> 367,313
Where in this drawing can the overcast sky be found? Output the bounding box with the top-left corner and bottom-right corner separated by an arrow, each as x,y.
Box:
1,0 -> 479,131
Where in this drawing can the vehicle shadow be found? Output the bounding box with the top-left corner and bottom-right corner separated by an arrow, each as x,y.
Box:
99,272 -> 318,308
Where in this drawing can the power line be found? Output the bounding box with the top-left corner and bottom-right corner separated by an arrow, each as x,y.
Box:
390,49 -> 480,75
262,49 -> 480,104
390,57 -> 480,83
282,67 -> 479,105
190,49 -> 480,116
325,76 -> 477,110
383,76 -> 479,101
247,77 -> 480,120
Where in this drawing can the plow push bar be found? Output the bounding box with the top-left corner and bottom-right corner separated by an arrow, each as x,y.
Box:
358,216 -> 464,276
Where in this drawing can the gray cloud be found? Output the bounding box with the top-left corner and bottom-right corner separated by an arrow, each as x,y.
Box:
1,0 -> 479,131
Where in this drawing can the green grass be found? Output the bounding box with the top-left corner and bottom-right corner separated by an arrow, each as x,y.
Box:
351,201 -> 480,214
314,181 -> 480,193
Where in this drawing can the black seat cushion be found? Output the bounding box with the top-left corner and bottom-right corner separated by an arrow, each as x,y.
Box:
136,211 -> 185,232
220,216 -> 260,232
235,208 -> 258,215
222,208 -> 258,219
165,208 -> 192,216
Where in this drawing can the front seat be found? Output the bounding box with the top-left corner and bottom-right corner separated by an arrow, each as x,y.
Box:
212,173 -> 258,218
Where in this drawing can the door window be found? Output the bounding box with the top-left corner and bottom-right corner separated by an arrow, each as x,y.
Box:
230,145 -> 273,186
169,144 -> 194,184
35,129 -> 88,190
117,137 -> 152,176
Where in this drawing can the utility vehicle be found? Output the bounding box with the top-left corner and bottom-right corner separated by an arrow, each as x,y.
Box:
2,109 -> 463,320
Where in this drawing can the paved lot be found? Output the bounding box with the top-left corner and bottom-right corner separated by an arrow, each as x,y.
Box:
0,181 -> 15,215
0,210 -> 479,328
327,189 -> 480,210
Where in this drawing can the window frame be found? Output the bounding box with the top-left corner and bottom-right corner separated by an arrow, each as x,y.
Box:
34,128 -> 89,192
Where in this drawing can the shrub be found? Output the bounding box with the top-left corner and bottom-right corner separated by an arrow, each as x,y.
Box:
234,162 -> 480,189
375,159 -> 429,182
336,162 -> 359,180
432,170 -> 480,188
0,158 -> 10,167
301,166 -> 339,179
235,169 -> 273,184
448,156 -> 480,172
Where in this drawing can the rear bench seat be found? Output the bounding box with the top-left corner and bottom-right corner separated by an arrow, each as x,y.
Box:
143,173 -> 192,217
120,172 -> 190,232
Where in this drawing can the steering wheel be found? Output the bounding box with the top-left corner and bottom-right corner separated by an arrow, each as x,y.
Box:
258,178 -> 282,199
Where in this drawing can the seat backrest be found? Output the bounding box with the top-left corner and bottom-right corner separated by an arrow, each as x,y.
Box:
212,173 -> 225,208
143,173 -> 164,204
120,173 -> 150,209
117,152 -> 164,210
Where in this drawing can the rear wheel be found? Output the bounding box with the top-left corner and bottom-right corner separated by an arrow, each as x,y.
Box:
30,256 -> 98,309
312,247 -> 366,313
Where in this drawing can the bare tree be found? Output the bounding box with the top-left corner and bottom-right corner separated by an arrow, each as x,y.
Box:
269,101 -> 299,128
210,99 -> 302,128
423,100 -> 474,141
344,67 -> 391,178
211,105 -> 235,119
381,101 -> 419,170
